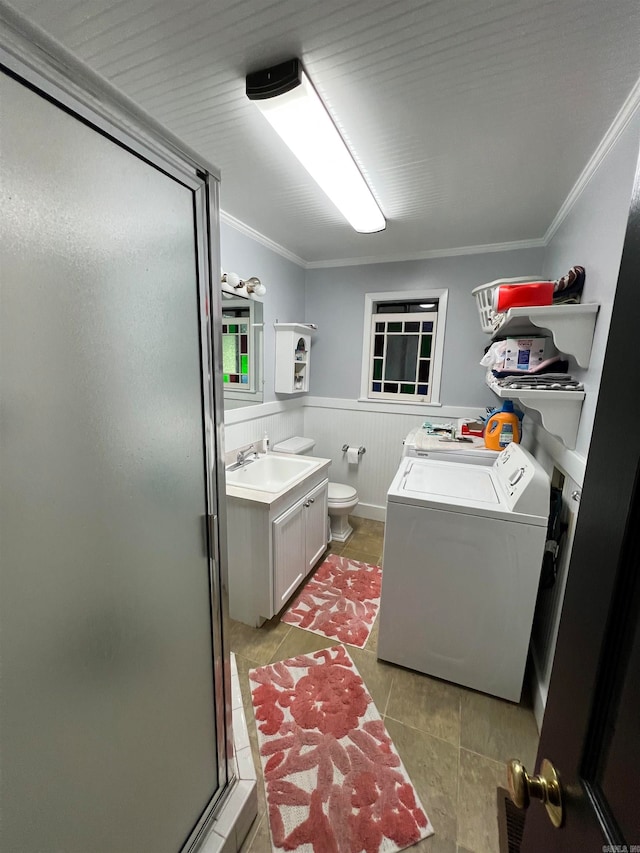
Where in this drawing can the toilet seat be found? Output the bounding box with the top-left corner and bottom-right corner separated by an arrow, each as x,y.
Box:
328,482 -> 358,504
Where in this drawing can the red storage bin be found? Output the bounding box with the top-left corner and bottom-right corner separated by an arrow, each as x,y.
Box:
492,282 -> 554,312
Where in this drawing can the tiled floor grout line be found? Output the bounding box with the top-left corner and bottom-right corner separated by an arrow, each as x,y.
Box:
382,672 -> 395,718
459,746 -> 511,768
246,813 -> 265,852
455,746 -> 462,848
237,651 -> 266,670
266,624 -> 293,663
382,713 -> 459,750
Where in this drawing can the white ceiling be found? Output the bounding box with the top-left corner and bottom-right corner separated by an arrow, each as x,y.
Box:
8,0 -> 640,264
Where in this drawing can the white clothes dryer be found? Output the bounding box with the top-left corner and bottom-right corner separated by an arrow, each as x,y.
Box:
377,443 -> 549,702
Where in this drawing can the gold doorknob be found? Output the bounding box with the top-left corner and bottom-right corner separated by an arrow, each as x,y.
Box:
507,758 -> 564,828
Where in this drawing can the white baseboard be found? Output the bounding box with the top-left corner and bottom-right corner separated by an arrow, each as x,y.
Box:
352,502 -> 386,523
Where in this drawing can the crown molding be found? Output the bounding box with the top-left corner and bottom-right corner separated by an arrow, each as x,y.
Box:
220,211 -> 545,270
220,210 -> 307,268
304,238 -> 547,269
544,75 -> 640,244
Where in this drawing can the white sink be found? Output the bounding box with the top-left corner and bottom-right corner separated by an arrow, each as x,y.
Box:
225,455 -> 317,493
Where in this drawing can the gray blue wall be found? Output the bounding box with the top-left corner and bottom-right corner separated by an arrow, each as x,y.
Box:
541,111 -> 640,459
220,220 -> 306,404
304,248 -> 546,407
528,109 -> 639,728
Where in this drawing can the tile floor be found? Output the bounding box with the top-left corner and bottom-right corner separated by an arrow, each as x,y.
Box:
231,517 -> 539,853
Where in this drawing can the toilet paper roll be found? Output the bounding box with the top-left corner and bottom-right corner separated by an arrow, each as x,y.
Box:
347,446 -> 360,465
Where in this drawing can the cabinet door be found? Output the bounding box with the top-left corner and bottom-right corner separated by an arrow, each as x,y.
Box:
273,499 -> 306,611
305,480 -> 329,574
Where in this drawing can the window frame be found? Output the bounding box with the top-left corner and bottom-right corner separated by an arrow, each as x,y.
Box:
360,289 -> 448,405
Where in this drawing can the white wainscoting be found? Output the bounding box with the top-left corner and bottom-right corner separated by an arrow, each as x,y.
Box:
303,398 -> 481,518
223,400 -> 305,454
223,396 -> 481,516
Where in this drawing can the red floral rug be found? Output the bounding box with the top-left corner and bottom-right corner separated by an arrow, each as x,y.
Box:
281,554 -> 382,649
249,645 -> 433,853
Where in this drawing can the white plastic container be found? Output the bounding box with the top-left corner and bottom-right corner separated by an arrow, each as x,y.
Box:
472,276 -> 543,333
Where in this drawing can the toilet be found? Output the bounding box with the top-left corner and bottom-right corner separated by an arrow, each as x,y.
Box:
272,436 -> 359,542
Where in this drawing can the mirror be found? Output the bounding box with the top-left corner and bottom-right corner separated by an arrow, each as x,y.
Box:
222,292 -> 263,409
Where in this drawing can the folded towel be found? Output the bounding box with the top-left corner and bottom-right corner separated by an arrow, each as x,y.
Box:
494,375 -> 584,391
553,266 -> 585,303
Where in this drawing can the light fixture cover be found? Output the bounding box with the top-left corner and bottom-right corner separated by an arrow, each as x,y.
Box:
247,59 -> 385,234
221,271 -> 267,299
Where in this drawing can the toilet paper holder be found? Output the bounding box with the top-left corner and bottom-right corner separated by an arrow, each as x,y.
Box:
342,444 -> 366,456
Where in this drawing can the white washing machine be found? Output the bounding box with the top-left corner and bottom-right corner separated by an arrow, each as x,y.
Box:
377,443 -> 549,702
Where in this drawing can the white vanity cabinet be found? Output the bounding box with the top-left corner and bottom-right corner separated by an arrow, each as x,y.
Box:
273,480 -> 328,611
226,458 -> 330,627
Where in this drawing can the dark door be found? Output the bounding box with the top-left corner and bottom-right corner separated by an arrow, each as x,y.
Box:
520,146 -> 640,849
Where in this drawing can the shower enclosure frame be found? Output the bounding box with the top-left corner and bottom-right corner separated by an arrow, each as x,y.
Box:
0,7 -> 233,852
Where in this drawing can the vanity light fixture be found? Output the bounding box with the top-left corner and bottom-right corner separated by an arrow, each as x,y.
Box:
245,276 -> 266,296
221,272 -> 267,298
246,58 -> 386,234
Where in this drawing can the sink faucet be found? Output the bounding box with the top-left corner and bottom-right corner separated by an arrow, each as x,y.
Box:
236,445 -> 258,466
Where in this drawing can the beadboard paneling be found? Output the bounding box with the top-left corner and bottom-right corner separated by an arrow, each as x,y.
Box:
303,401 -> 478,514
224,407 -> 304,455
9,0 -> 640,263
223,397 -> 480,513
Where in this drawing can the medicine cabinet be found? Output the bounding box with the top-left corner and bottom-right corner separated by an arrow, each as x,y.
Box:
274,323 -> 315,394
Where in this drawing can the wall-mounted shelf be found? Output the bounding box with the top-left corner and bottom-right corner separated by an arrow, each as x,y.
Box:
491,303 -> 599,368
487,377 -> 585,449
274,323 -> 315,394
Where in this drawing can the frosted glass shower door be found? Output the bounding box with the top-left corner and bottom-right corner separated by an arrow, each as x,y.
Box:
0,71 -> 225,853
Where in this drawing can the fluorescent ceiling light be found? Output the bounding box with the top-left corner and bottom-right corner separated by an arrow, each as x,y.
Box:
247,59 -> 385,234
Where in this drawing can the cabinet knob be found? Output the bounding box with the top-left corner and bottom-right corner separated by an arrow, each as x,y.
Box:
309,498 -> 314,503
304,501 -> 310,507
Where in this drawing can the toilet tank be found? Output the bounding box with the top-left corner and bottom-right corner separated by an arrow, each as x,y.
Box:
272,436 -> 316,456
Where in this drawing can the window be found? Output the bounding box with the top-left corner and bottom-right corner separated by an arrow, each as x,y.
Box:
361,290 -> 447,404
222,312 -> 250,386
221,294 -> 260,397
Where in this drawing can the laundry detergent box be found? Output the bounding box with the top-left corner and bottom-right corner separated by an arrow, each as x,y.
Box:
503,337 -> 552,372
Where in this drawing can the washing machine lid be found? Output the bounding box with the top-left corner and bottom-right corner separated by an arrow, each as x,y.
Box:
388,455 -> 547,525
403,462 -> 498,504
